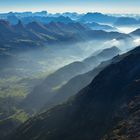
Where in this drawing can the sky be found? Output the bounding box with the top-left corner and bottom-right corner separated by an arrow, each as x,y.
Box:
0,0 -> 140,14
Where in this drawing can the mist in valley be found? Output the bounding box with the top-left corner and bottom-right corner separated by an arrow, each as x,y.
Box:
116,24 -> 140,33
1,29 -> 139,97
0,10 -> 140,140
0,0 -> 140,138
13,33 -> 140,77
12,33 -> 140,113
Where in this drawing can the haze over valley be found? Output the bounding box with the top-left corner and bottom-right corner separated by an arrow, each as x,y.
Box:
0,6 -> 140,140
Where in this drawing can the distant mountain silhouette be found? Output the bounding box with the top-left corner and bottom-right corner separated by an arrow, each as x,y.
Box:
85,22 -> 116,31
0,19 -> 130,78
79,12 -> 117,23
0,12 -> 140,140
114,17 -> 140,26
62,12 -> 82,20
21,16 -> 73,24
0,19 -> 130,55
130,28 -> 140,36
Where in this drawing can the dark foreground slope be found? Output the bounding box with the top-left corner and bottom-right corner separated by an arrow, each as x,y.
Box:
103,80 -> 140,140
10,46 -> 140,140
41,47 -> 120,111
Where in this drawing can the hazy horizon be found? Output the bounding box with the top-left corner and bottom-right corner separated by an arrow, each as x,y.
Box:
0,0 -> 140,14
0,10 -> 140,15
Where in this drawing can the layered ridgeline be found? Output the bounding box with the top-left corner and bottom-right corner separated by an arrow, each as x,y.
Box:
22,46 -> 120,112
0,46 -> 121,139
10,45 -> 140,140
0,19 -> 130,49
131,28 -> 140,36
0,12 -> 140,140
84,22 -> 116,31
2,12 -> 140,25
114,17 -> 140,26
0,17 -> 133,140
0,19 -> 130,78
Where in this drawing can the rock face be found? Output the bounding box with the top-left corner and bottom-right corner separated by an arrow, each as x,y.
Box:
10,46 -> 140,140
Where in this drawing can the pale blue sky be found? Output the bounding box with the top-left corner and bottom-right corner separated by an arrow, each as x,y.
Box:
0,0 -> 140,13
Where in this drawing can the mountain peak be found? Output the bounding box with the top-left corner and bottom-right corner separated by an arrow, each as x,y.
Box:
131,28 -> 140,36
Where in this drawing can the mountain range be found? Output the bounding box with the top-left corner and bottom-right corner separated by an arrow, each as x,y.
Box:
114,17 -> 140,26
22,46 -> 120,112
0,19 -> 130,50
85,22 -> 116,31
0,19 -> 131,77
1,12 -> 140,27
0,11 -> 140,140
10,45 -> 140,140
